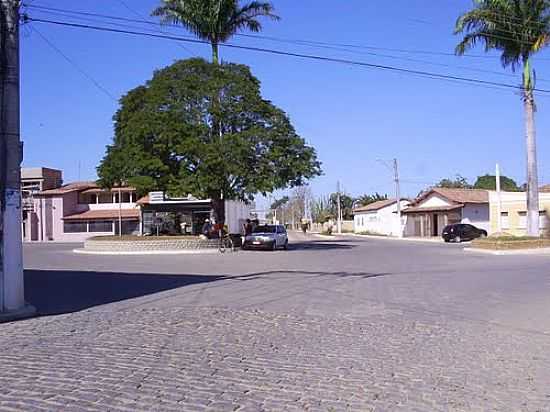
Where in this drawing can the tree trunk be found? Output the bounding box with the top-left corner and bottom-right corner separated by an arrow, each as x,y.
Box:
211,198 -> 225,227
211,42 -> 219,65
525,88 -> 540,237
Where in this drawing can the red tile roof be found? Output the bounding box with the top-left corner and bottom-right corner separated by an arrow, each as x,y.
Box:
414,188 -> 489,205
38,181 -> 98,196
63,209 -> 140,221
353,199 -> 399,213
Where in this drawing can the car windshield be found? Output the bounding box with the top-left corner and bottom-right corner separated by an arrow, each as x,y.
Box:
253,225 -> 276,233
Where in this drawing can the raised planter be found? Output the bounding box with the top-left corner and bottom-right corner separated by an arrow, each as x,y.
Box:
80,236 -> 223,254
471,237 -> 550,251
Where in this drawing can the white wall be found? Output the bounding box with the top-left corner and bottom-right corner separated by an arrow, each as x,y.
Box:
354,201 -> 409,236
416,194 -> 452,208
462,204 -> 490,232
225,200 -> 252,234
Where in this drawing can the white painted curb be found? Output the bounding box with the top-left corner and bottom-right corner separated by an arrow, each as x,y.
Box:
465,247 -> 550,256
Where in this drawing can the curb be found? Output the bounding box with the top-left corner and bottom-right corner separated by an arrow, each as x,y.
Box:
73,248 -> 225,256
0,304 -> 37,324
464,247 -> 550,256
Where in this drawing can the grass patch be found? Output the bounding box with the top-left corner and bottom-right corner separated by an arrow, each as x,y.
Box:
472,236 -> 550,250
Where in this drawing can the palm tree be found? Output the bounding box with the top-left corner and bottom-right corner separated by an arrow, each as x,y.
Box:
152,0 -> 280,64
455,0 -> 550,236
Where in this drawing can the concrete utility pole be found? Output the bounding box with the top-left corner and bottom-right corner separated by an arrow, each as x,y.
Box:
336,181 -> 342,234
0,0 -> 33,321
496,163 -> 502,233
393,159 -> 402,237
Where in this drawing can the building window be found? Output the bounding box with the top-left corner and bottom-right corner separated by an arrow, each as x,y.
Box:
89,220 -> 113,233
518,211 -> 527,229
540,211 -> 548,229
114,220 -> 140,235
501,212 -> 509,230
63,221 -> 87,233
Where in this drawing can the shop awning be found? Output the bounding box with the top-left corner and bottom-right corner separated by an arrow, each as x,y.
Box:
63,209 -> 140,221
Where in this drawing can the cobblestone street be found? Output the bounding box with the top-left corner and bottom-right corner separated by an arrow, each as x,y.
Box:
2,235 -> 550,411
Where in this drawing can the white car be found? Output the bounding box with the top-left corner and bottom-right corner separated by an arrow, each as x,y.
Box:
243,224 -> 288,250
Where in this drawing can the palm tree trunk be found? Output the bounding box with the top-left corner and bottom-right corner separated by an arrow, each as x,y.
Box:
211,42 -> 219,65
524,87 -> 540,237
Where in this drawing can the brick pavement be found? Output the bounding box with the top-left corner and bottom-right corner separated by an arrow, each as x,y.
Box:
1,305 -> 550,411
3,236 -> 550,411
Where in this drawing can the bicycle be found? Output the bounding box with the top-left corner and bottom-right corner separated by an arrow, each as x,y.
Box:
218,233 -> 235,253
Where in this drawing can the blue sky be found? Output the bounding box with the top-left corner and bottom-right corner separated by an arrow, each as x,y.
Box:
20,0 -> 550,205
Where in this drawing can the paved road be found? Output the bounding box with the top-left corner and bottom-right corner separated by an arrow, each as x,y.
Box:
1,234 -> 550,411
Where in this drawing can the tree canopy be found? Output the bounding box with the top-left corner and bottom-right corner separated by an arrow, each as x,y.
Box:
473,174 -> 521,191
97,58 -> 321,213
152,0 -> 279,64
436,175 -> 471,189
356,193 -> 388,207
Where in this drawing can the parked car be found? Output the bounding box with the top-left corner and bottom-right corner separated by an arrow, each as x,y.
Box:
243,224 -> 288,250
442,224 -> 487,243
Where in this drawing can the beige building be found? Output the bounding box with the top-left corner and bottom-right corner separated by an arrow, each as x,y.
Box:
489,187 -> 550,236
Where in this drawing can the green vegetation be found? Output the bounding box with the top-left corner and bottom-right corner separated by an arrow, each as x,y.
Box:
355,193 -> 388,206
97,59 -> 321,225
473,174 -> 521,191
472,235 -> 550,250
152,0 -> 279,64
436,174 -> 471,189
455,0 -> 550,236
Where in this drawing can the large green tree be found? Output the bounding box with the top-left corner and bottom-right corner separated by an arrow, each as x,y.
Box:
97,58 -> 321,224
455,0 -> 550,236
473,174 -> 521,191
152,0 -> 279,64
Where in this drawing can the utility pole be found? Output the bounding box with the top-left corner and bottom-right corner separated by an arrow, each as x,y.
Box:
0,0 -> 32,320
336,181 -> 342,234
496,163 -> 502,233
393,159 -> 402,237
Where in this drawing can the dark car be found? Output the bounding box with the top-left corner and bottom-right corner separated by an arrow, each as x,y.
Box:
442,224 -> 488,243
242,224 -> 288,250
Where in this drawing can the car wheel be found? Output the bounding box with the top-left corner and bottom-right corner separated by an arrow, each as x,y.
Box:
455,236 -> 462,243
444,239 -> 450,243
271,241 -> 277,251
283,240 -> 288,250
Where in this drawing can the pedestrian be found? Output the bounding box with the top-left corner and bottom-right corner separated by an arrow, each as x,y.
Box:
244,219 -> 253,236
201,219 -> 212,239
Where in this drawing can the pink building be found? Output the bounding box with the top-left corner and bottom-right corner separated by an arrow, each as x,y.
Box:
26,181 -> 139,242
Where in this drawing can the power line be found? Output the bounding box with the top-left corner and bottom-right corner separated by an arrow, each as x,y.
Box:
24,3 -> 550,58
30,25 -> 117,101
26,6 -> 541,82
23,16 -> 550,95
114,0 -> 196,57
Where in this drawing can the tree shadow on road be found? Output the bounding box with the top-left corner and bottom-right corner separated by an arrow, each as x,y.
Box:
25,270 -> 224,316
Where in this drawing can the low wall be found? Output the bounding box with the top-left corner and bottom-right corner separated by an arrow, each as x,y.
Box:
84,237 -> 221,253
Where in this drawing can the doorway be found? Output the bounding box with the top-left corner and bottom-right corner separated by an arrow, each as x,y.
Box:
432,214 -> 439,236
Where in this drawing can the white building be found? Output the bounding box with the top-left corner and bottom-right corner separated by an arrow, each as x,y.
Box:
353,199 -> 410,236
403,188 -> 490,237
